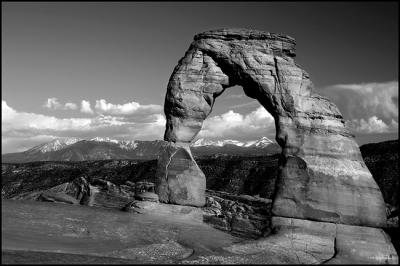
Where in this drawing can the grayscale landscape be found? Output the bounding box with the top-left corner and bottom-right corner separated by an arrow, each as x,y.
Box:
2,2 -> 399,264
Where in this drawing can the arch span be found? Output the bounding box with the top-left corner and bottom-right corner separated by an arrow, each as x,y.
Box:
155,28 -> 386,228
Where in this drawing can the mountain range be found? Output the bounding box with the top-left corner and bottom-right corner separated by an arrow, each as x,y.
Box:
1,137 -> 281,163
192,137 -> 273,148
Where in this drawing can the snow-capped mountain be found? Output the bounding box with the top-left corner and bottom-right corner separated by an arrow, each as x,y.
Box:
26,137 -> 139,154
90,137 -> 119,144
28,138 -> 82,153
30,136 -> 275,152
2,136 -> 281,163
247,136 -> 274,148
191,137 -> 274,148
191,138 -> 219,147
190,136 -> 279,157
89,137 -> 138,150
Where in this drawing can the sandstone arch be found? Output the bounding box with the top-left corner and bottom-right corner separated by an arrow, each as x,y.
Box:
154,29 -> 398,263
156,28 -> 386,228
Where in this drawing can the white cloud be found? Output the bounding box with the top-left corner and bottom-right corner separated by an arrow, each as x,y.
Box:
318,81 -> 398,135
3,99 -> 276,153
80,100 -> 94,114
2,135 -> 59,153
347,116 -> 398,134
43,97 -> 62,109
43,98 -> 78,110
3,100 -> 92,134
123,114 -> 166,139
2,100 -> 165,153
198,106 -> 275,140
43,98 -> 161,115
319,81 -> 398,123
94,99 -> 162,116
4,80 -> 398,153
64,102 -> 78,110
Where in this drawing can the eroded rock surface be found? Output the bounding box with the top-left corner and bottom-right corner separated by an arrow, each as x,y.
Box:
156,28 -> 397,263
224,217 -> 336,264
158,27 -> 386,227
11,176 -> 92,205
202,191 -> 272,238
223,217 -> 398,264
155,142 -> 205,206
10,176 -> 145,210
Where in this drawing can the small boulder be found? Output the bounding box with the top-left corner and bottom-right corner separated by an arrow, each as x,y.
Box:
206,196 -> 222,209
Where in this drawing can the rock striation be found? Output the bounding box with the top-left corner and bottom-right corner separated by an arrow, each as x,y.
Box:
155,142 -> 206,206
203,192 -> 272,238
156,28 -> 398,263
10,176 -> 144,210
158,28 -> 385,226
224,217 -> 398,264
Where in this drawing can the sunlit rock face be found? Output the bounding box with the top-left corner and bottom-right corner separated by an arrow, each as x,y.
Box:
224,217 -> 398,264
158,28 -> 386,228
155,142 -> 205,207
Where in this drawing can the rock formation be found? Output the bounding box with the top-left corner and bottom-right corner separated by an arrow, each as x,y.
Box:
203,191 -> 272,238
156,28 -> 398,263
156,142 -> 206,206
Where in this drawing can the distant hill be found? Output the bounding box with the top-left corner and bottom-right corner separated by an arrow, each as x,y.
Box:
1,137 -> 281,163
1,155 -> 280,201
2,139 -> 397,205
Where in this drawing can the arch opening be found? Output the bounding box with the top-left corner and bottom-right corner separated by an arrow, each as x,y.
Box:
193,84 -> 277,146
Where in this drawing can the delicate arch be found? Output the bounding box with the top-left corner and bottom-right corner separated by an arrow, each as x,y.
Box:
156,28 -> 386,228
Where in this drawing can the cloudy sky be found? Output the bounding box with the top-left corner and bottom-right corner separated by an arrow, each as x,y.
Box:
2,2 -> 398,153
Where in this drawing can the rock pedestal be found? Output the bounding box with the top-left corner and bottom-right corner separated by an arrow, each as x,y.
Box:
154,28 -> 398,263
155,141 -> 205,207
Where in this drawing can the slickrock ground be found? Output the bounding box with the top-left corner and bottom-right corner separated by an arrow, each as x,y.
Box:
1,200 -> 242,264
2,139 -> 399,263
3,199 -> 397,264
